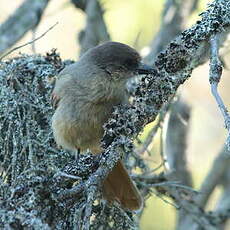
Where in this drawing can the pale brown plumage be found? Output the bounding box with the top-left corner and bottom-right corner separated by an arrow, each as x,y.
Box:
51,42 -> 154,210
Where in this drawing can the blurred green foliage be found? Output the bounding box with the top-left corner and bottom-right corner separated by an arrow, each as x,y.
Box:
141,196 -> 176,230
102,0 -> 164,49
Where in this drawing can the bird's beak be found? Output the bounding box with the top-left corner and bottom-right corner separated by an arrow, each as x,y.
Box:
137,63 -> 155,75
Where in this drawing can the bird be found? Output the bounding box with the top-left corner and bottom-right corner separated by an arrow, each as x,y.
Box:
51,41 -> 154,210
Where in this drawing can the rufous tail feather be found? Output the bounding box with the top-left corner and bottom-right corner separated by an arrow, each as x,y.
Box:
102,160 -> 142,210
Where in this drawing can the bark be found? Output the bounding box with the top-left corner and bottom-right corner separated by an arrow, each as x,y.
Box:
0,0 -> 49,55
145,0 -> 198,64
72,0 -> 110,56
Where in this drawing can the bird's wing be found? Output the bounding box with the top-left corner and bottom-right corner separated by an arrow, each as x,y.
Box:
51,91 -> 60,109
50,73 -> 73,109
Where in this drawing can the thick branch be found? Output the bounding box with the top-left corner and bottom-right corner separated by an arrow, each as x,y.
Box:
73,0 -> 110,55
145,0 -> 198,64
164,99 -> 192,186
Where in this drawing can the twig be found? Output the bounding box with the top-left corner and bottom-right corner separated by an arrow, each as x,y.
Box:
135,109 -> 167,156
174,194 -> 219,230
0,0 -> 49,55
26,121 -> 35,168
54,172 -> 82,180
150,160 -> 165,173
0,22 -> 59,60
56,182 -> 85,201
159,123 -> 166,170
83,185 -> 97,230
148,181 -> 198,194
209,34 -> 230,149
152,190 -> 180,209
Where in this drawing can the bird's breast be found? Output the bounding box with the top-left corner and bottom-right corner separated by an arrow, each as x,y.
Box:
51,98 -> 116,152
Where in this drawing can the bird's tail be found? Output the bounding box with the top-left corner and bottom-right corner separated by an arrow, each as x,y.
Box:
102,160 -> 142,210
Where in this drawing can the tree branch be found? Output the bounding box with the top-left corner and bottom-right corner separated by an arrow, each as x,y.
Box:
0,22 -> 58,61
72,0 -> 110,55
209,34 -> 230,149
145,0 -> 199,64
163,99 -> 193,228
0,0 -> 49,55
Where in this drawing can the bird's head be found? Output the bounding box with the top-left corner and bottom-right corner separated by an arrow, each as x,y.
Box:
80,41 -> 154,81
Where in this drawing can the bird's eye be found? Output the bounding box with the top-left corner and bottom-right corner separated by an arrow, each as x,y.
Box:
125,58 -> 137,69
125,59 -> 133,65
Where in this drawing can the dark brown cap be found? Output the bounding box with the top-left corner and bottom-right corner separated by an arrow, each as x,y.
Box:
84,42 -> 140,70
81,41 -> 154,77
